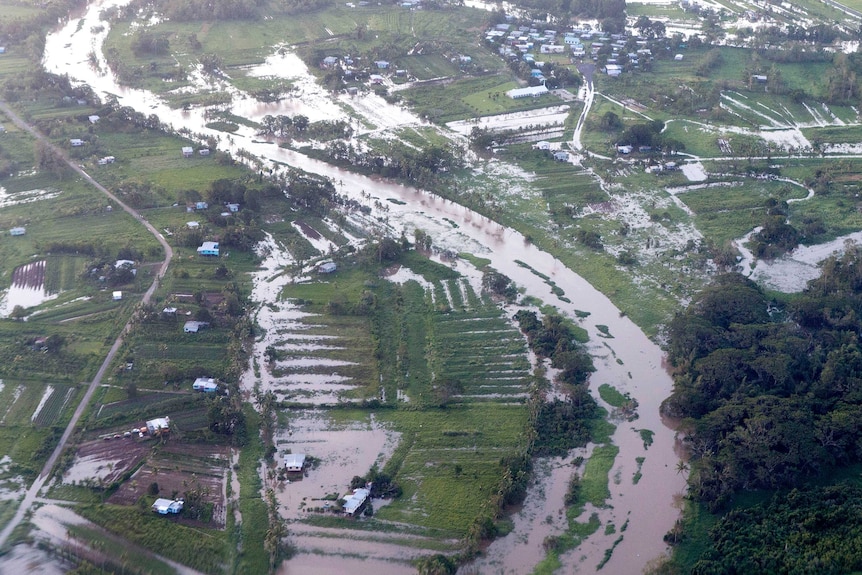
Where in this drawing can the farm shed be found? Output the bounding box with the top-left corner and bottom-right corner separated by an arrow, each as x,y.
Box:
70,139 -> 84,147
318,262 -> 337,274
187,221 -> 200,229
506,85 -> 548,99
553,151 -> 570,162
197,241 -> 219,256
152,498 -> 183,514
88,115 -> 100,124
674,54 -> 684,61
342,487 -> 370,515
282,453 -> 306,472
112,291 -> 122,301
193,377 -> 218,392
9,227 -> 25,236
184,321 -> 209,333
182,146 -> 193,157
199,148 -> 210,156
146,417 -> 171,435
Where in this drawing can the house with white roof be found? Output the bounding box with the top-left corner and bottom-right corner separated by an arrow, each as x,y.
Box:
282,453 -> 306,472
152,498 -> 183,514
197,241 -> 219,256
193,377 -> 218,392
342,487 -> 370,515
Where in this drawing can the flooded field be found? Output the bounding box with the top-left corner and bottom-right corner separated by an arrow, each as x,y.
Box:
36,1 -> 695,571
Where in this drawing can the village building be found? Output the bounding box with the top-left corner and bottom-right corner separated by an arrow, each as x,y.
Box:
193,377 -> 218,392
112,291 -> 122,301
183,321 -> 209,333
70,139 -> 84,147
152,498 -> 183,514
553,151 -> 570,162
282,453 -> 306,472
199,148 -> 210,156
181,146 -> 194,158
9,227 -> 25,236
88,115 -> 100,124
197,241 -> 219,256
146,417 -> 171,435
506,85 -> 548,99
318,261 -> 337,274
187,221 -> 200,229
342,487 -> 370,516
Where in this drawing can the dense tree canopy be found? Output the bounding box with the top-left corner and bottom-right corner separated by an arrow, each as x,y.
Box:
665,252 -> 862,508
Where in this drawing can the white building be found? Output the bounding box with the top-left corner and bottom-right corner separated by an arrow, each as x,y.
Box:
342,487 -> 370,515
193,377 -> 218,392
283,453 -> 306,472
506,85 -> 548,99
152,498 -> 183,514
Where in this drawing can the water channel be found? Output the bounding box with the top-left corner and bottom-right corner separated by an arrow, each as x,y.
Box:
42,2 -> 687,572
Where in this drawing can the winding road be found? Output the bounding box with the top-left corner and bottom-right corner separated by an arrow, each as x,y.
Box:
0,100 -> 174,549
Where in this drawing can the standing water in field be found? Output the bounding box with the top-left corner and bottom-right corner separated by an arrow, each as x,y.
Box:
43,3 -> 687,571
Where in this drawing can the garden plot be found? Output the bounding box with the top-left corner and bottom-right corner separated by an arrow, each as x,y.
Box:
1,260 -> 59,317
62,438 -> 152,487
0,381 -> 72,427
109,444 -> 229,527
0,186 -> 61,209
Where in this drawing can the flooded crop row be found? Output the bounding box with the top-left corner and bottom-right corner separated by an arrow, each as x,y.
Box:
39,1 -> 693,571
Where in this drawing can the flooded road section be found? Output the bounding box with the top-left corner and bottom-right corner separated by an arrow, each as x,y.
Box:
44,3 -> 686,572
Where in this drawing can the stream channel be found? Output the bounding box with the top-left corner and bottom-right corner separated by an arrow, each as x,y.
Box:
42,2 -> 687,572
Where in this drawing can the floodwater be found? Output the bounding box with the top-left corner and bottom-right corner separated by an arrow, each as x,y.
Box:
42,2 -> 690,572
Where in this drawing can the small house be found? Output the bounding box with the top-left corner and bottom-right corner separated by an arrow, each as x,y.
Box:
187,221 -> 200,229
9,227 -> 25,236
752,74 -> 768,84
181,146 -> 194,158
605,64 -> 622,77
146,416 -> 171,435
369,74 -> 384,84
193,377 -> 219,392
617,145 -> 633,154
199,148 -> 210,156
162,307 -> 177,316
152,498 -> 183,514
322,56 -> 339,68
282,453 -> 306,472
347,86 -> 359,95
374,60 -> 390,69
112,291 -> 122,301
70,139 -> 84,147
535,141 -> 551,150
342,487 -> 370,516
553,151 -> 570,162
184,321 -> 209,333
197,241 -> 219,256
195,201 -> 209,210
318,261 -> 337,274
88,115 -> 100,124
226,203 -> 240,213
674,54 -> 684,61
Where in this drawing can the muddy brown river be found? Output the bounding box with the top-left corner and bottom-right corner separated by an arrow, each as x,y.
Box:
39,2 -> 687,572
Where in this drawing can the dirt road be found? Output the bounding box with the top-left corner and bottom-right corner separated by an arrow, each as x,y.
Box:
0,99 -> 174,549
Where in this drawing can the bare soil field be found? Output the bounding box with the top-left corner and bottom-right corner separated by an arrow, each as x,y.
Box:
62,437 -> 152,487
109,443 -> 229,527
